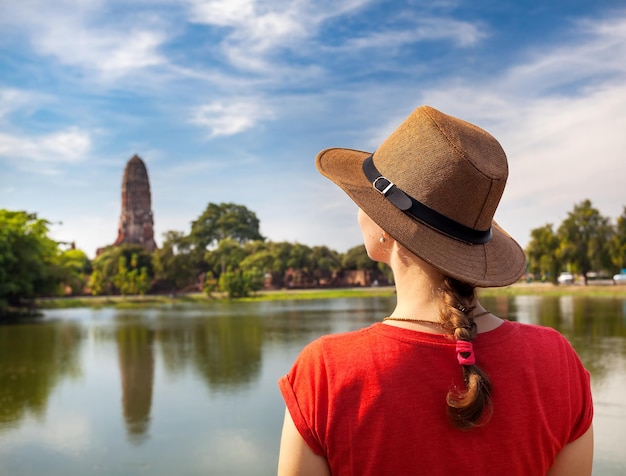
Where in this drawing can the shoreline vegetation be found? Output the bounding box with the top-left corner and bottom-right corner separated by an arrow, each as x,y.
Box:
35,282 -> 626,310
5,203 -> 626,316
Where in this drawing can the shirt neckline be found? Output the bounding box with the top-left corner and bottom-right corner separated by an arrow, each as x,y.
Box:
369,319 -> 518,347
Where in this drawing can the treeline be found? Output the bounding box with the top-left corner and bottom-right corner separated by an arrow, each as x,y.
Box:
3,198 -> 624,314
0,210 -> 93,314
0,203 -> 388,314
526,199 -> 626,284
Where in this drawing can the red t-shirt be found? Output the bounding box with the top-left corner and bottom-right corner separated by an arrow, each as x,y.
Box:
279,321 -> 593,476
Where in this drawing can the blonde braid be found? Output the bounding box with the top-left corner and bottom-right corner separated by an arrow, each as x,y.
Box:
439,277 -> 493,429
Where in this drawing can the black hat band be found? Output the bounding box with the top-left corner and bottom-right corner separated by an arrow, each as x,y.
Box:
363,155 -> 492,245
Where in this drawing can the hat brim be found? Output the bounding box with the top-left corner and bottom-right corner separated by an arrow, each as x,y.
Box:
316,147 -> 527,287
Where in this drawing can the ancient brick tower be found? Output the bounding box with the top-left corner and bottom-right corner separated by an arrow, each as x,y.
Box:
113,155 -> 157,252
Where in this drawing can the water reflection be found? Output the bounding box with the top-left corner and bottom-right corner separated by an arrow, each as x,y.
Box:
116,317 -> 155,444
0,295 -> 624,475
112,310 -> 270,444
157,313 -> 265,391
0,319 -> 82,430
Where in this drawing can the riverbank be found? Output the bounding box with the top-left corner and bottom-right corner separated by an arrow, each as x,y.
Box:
36,286 -> 396,309
480,281 -> 626,297
34,282 -> 626,309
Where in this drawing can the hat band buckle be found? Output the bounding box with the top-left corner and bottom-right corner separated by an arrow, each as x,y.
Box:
373,176 -> 395,196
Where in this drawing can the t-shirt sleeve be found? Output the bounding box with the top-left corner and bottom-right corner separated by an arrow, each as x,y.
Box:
565,341 -> 594,442
278,339 -> 329,456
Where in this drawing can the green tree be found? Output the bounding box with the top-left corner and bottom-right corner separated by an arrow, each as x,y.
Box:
281,243 -> 313,288
137,267 -> 151,295
526,224 -> 560,283
310,246 -> 341,285
204,238 -> 250,278
58,249 -> 92,295
267,242 -> 294,272
90,245 -> 153,295
113,255 -> 131,295
218,268 -> 264,298
240,241 -> 289,288
342,245 -> 378,270
115,253 -> 152,296
266,241 -> 295,284
203,272 -> 218,297
610,207 -> 626,273
153,231 -> 197,293
557,200 -> 614,284
239,244 -> 273,283
240,249 -> 274,273
190,202 -> 264,250
340,244 -> 392,284
0,210 -> 63,312
287,243 -> 312,271
88,270 -> 105,296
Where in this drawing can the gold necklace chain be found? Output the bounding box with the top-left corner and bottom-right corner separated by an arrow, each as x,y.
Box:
382,310 -> 491,326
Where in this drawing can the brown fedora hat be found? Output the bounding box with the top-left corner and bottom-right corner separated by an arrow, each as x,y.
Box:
316,105 -> 526,287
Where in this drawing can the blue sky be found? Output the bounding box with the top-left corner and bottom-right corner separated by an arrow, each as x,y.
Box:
1,0 -> 625,258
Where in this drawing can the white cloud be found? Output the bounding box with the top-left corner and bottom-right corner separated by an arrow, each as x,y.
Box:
34,23 -> 167,80
343,16 -> 487,50
500,83 -> 626,223
0,127 -> 91,164
186,0 -> 304,47
184,0 -> 373,71
190,98 -> 274,137
182,0 -> 488,80
0,88 -> 55,125
186,0 -> 261,27
501,16 -> 626,95
0,0 -> 169,80
0,89 -> 35,120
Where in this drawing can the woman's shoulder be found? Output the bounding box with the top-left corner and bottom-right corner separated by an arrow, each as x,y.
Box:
502,321 -> 581,363
508,320 -> 570,343
297,325 -> 380,361
312,324 -> 376,349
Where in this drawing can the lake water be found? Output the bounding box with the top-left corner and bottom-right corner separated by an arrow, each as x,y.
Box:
0,294 -> 625,475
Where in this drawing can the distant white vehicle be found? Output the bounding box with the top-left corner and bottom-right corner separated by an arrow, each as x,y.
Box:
613,273 -> 626,285
557,272 -> 574,285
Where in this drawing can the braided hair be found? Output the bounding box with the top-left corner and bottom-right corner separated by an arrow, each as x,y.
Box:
438,277 -> 493,429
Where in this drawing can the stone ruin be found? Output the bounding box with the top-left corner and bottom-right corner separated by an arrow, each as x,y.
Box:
98,154 -> 157,255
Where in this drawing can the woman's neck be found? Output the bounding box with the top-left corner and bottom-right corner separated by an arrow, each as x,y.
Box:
387,248 -> 443,322
384,244 -> 502,333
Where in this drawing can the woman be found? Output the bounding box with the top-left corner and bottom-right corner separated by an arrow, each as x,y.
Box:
277,106 -> 593,475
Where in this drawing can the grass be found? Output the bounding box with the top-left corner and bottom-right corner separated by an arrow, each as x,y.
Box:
32,282 -> 626,310
478,282 -> 626,298
36,287 -> 397,309
237,287 -> 396,302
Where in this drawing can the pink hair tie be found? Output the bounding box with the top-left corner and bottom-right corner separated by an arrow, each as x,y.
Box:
456,340 -> 475,366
